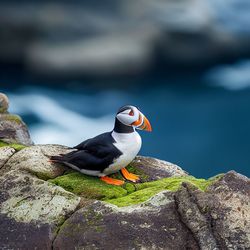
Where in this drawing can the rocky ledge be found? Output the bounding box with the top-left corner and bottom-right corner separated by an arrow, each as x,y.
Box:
0,143 -> 249,250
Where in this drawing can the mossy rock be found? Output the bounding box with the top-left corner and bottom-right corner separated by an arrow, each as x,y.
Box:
49,169 -> 223,207
0,114 -> 33,146
0,140 -> 27,151
108,174 -> 223,207
1,114 -> 23,124
0,93 -> 9,113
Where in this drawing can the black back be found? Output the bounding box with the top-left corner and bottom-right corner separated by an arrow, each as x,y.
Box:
54,132 -> 122,172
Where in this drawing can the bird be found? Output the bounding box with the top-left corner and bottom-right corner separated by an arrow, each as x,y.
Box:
49,105 -> 152,185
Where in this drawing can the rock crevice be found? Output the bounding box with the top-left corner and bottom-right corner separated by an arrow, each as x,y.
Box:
175,183 -> 219,250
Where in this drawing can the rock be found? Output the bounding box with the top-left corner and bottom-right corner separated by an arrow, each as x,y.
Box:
0,146 -> 15,169
207,171 -> 250,249
175,171 -> 250,249
0,170 -> 80,249
0,170 -> 80,224
176,183 -> 219,250
131,155 -> 188,180
3,144 -> 73,179
0,113 -> 33,146
0,214 -> 56,250
53,191 -> 199,250
0,93 -> 9,113
0,93 -> 33,146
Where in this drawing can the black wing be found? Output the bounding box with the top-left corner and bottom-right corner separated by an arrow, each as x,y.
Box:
74,132 -> 121,158
51,132 -> 122,172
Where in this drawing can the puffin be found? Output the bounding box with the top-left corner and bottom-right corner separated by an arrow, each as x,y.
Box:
50,105 -> 152,185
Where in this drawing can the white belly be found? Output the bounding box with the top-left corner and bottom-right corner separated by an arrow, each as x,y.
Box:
104,131 -> 142,175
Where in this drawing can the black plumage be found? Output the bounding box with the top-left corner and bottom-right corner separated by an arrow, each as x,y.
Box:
50,132 -> 122,173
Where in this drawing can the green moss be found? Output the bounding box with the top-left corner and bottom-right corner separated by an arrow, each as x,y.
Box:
50,170 -> 223,207
107,175 -> 222,207
49,172 -> 128,200
0,140 -> 27,151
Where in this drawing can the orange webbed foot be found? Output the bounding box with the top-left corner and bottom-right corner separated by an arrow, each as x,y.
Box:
100,176 -> 125,186
121,168 -> 140,182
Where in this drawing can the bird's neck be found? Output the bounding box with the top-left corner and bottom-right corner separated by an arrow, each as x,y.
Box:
113,118 -> 135,133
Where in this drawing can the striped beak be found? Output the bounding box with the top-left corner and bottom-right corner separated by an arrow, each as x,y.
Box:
132,114 -> 152,132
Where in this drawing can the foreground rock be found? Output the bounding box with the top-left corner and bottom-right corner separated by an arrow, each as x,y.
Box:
0,170 -> 80,249
54,192 -> 199,250
0,143 -> 249,249
176,172 -> 250,249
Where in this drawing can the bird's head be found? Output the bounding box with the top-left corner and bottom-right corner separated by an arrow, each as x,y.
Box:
116,105 -> 152,132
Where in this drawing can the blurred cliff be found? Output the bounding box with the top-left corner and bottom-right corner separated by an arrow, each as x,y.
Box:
1,0 -> 250,78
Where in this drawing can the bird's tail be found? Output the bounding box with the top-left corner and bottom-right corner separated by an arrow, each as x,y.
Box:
49,155 -> 64,163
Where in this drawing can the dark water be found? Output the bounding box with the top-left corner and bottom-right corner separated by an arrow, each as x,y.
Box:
1,68 -> 250,178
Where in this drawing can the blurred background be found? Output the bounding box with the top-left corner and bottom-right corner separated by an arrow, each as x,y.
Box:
1,0 -> 250,178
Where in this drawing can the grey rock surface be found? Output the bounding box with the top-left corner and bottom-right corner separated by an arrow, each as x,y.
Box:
0,146 -> 15,169
3,144 -> 73,179
54,192 -> 199,250
175,171 -> 250,249
0,113 -> 33,146
131,155 -> 188,181
0,169 -> 80,249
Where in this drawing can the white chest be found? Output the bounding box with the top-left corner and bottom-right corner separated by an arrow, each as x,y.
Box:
104,131 -> 142,175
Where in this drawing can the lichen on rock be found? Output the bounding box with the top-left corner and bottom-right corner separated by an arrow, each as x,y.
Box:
0,113 -> 33,146
0,170 -> 80,224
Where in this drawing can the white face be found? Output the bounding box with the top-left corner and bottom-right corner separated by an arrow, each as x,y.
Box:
116,106 -> 142,127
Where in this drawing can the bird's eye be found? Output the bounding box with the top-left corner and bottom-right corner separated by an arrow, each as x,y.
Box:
129,109 -> 134,116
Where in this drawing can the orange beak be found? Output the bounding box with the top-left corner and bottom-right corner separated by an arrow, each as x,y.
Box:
131,114 -> 151,132
139,115 -> 152,131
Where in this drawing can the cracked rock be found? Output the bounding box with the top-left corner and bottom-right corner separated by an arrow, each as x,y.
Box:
0,146 -> 15,169
53,191 -> 199,250
0,170 -> 80,249
175,171 -> 250,250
